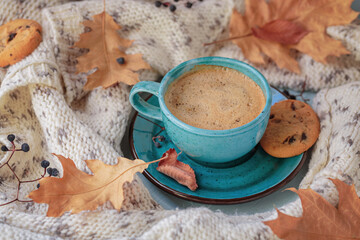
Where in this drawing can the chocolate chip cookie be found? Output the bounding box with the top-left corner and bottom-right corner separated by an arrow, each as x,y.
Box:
260,99 -> 320,158
0,19 -> 42,67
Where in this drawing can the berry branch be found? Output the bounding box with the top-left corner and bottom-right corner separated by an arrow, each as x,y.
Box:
0,134 -> 58,207
283,81 -> 310,103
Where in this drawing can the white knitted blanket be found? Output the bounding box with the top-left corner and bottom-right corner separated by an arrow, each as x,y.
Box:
0,0 -> 359,239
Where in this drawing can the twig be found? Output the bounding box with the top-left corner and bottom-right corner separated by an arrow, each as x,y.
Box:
295,81 -> 310,103
0,137 -> 47,207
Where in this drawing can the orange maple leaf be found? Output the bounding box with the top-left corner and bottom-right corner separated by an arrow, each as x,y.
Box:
230,0 -> 358,73
28,154 -> 159,217
73,11 -> 150,90
264,179 -> 360,240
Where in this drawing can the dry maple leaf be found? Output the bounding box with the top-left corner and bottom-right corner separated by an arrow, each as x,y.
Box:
28,154 -> 159,217
157,148 -> 198,191
264,178 -> 360,240
73,11 -> 150,90
230,0 -> 358,73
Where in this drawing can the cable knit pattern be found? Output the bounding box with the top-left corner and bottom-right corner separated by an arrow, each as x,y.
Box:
0,0 -> 359,239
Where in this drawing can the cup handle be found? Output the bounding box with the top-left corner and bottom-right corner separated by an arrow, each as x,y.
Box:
129,81 -> 162,121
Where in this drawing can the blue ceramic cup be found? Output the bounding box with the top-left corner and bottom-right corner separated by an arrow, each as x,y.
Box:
129,57 -> 272,166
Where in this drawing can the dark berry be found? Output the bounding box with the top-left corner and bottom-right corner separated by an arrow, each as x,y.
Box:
47,167 -> 53,176
155,1 -> 162,7
186,2 -> 193,8
154,142 -> 161,148
37,183 -> 40,189
158,136 -> 165,142
21,143 -> 30,152
1,145 -> 8,152
7,134 -> 15,142
52,168 -> 59,177
198,0 -> 203,1
116,57 -> 125,64
41,160 -> 50,168
169,4 -> 176,11
174,0 -> 179,2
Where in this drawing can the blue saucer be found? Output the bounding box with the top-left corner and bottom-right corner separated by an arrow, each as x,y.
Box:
130,87 -> 306,204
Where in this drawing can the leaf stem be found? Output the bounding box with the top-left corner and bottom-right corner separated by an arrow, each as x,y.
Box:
203,33 -> 253,46
99,154 -> 169,189
101,3 -> 110,77
32,154 -> 170,197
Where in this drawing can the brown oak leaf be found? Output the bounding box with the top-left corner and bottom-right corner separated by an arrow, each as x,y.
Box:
28,154 -> 152,217
157,148 -> 198,191
73,11 -> 150,90
264,179 -> 360,240
230,0 -> 358,73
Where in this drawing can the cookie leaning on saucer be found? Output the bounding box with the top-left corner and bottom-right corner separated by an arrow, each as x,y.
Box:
0,19 -> 42,67
260,99 -> 320,158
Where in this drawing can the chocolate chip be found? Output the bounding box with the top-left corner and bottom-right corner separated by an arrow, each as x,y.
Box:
274,119 -> 281,123
301,132 -> 307,141
269,114 -> 274,119
282,136 -> 290,144
291,102 -> 296,111
289,135 -> 296,144
8,33 -> 17,42
26,25 -> 30,28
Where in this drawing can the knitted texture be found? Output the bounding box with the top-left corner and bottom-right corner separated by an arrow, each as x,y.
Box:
0,0 -> 72,24
0,0 -> 359,239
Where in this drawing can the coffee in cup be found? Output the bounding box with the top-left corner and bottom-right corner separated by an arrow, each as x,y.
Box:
164,65 -> 266,130
129,57 -> 272,164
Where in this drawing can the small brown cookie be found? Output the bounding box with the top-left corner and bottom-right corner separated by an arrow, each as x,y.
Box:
0,19 -> 42,67
260,99 -> 320,158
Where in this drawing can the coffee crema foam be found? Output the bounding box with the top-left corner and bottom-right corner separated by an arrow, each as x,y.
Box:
164,65 -> 266,130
